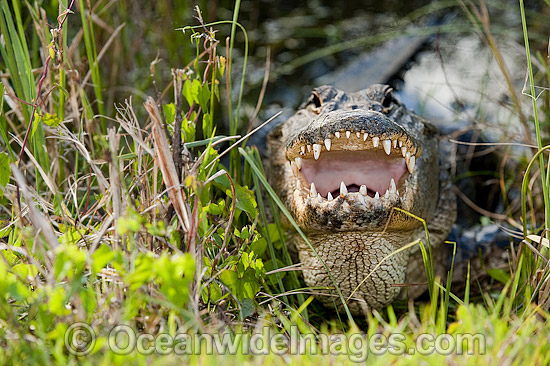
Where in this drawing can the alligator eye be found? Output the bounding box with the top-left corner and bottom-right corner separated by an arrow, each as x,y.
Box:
306,90 -> 322,113
381,87 -> 394,109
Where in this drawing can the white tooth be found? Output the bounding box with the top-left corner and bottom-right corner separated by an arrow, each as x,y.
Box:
300,146 -> 306,155
296,180 -> 302,190
383,140 -> 392,155
313,144 -> 321,160
356,132 -> 361,138
307,145 -> 312,152
291,161 -> 298,175
346,130 -> 351,138
372,137 -> 380,147
390,178 -> 396,193
405,151 -> 411,163
374,192 -> 380,199
317,193 -> 323,203
396,190 -> 399,196
363,132 -> 368,141
335,131 -> 341,138
407,155 -> 416,173
398,140 -> 403,148
310,182 -> 317,197
324,138 -> 331,151
401,146 -> 407,157
340,181 -> 348,196
384,190 -> 390,199
295,157 -> 302,169
327,192 -> 333,201
392,139 -> 397,148
359,185 -> 367,196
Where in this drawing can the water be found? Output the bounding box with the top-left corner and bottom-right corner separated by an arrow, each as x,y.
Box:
232,0 -> 534,140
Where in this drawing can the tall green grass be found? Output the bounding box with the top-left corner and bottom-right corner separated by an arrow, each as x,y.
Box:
517,0 -> 550,313
0,0 -> 50,190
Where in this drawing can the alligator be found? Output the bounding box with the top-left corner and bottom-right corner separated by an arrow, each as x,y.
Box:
266,84 -> 457,314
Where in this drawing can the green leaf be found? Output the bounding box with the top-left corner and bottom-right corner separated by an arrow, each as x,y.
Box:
249,236 -> 267,256
80,286 -> 98,315
41,112 -> 61,127
182,79 -> 193,106
181,116 -> 196,143
240,251 -> 250,270
54,244 -> 86,281
267,223 -> 283,249
203,112 -> 211,127
267,223 -> 281,243
486,268 -> 511,284
218,56 -> 226,77
32,111 -> 42,138
480,216 -> 491,226
126,253 -> 154,290
234,184 -> 258,219
49,286 -> 70,316
202,281 -> 223,303
213,175 -> 258,219
152,253 -> 194,307
241,298 -> 256,318
163,103 -> 176,124
213,80 -> 220,101
241,267 -> 260,299
190,78 -> 202,105
117,212 -> 143,235
12,263 -> 39,280
0,151 -> 9,191
198,82 -> 210,109
219,269 -> 240,299
91,244 -> 115,273
7,278 -> 31,301
203,200 -> 225,216
58,228 -> 82,246
235,226 -> 250,240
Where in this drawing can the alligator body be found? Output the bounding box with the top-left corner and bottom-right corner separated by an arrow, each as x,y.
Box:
267,84 -> 457,314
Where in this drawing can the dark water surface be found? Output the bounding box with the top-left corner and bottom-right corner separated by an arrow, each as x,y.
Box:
229,0 -> 533,133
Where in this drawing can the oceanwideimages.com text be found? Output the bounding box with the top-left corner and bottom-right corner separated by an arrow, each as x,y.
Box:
65,323 -> 486,361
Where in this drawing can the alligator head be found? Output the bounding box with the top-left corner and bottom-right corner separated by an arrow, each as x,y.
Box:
267,85 -> 455,313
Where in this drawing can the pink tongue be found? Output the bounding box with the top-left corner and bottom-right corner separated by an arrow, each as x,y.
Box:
300,150 -> 406,196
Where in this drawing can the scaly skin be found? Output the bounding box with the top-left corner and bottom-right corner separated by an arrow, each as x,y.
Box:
267,85 -> 456,314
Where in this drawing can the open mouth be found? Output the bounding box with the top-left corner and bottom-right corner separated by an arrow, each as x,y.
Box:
286,130 -> 420,203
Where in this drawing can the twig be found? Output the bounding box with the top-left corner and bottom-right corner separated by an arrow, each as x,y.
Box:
150,55 -> 169,137
144,97 -> 191,233
172,69 -> 185,178
247,47 -> 271,132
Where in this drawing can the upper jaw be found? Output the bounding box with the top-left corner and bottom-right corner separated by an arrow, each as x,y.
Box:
285,109 -> 421,161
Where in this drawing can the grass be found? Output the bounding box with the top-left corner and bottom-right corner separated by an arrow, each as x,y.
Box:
0,0 -> 549,364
